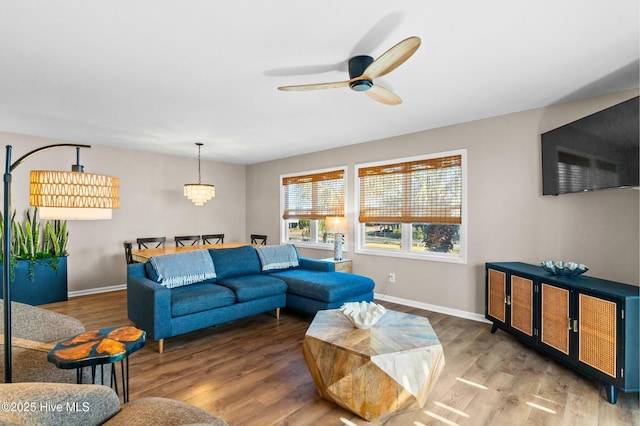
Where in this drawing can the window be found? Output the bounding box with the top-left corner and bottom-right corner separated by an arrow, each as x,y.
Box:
355,150 -> 466,263
281,167 -> 346,247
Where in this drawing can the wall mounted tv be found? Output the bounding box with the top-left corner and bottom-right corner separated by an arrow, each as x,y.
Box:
541,96 -> 639,195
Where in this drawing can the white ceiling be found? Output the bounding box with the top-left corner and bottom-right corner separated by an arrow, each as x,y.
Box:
1,1 -> 638,165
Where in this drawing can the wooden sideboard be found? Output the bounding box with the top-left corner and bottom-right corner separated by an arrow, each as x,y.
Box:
485,262 -> 639,404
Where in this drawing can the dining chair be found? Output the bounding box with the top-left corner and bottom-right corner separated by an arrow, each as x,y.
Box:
136,237 -> 166,249
174,235 -> 201,247
202,234 -> 224,244
123,241 -> 138,264
250,234 -> 267,245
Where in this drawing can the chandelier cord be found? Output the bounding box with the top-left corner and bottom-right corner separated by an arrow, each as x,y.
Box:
195,142 -> 205,184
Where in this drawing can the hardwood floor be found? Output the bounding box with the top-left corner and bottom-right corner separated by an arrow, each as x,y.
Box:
42,291 -> 639,425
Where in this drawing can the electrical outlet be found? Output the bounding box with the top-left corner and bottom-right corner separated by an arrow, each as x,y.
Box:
389,273 -> 396,283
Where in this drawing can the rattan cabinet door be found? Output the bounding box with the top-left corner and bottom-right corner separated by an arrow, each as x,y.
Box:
487,269 -> 506,325
540,283 -> 570,357
578,294 -> 617,379
510,275 -> 533,337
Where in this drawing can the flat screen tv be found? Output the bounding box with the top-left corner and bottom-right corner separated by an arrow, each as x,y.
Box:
541,96 -> 639,195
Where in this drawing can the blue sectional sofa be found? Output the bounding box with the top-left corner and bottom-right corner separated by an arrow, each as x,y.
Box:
127,244 -> 374,352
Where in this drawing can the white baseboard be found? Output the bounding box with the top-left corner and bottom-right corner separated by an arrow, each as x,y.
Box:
68,284 -> 126,298
374,292 -> 490,323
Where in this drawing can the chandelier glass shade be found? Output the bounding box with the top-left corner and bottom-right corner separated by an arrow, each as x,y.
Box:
184,183 -> 216,206
184,142 -> 215,206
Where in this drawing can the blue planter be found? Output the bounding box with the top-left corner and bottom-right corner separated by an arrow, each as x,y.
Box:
0,257 -> 68,305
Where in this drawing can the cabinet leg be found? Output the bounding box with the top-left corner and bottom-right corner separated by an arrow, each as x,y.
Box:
605,384 -> 617,404
490,323 -> 498,334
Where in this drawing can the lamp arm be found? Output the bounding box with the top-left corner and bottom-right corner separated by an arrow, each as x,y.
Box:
3,143 -> 91,383
9,143 -> 90,173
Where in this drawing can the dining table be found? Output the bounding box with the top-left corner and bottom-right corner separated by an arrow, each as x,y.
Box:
130,242 -> 251,263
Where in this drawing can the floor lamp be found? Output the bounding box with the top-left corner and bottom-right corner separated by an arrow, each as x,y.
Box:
3,144 -> 119,383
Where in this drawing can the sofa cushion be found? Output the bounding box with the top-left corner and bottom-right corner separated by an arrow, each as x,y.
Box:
147,250 -> 216,288
255,244 -> 299,272
217,275 -> 288,303
271,270 -> 375,303
170,283 -> 236,317
208,246 -> 261,279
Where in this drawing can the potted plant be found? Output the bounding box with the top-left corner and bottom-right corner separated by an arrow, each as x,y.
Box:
0,207 -> 69,305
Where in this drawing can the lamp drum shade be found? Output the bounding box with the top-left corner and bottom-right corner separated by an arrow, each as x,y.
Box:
325,216 -> 349,234
29,170 -> 119,220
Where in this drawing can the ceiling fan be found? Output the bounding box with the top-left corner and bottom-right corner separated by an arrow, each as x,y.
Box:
277,36 -> 421,105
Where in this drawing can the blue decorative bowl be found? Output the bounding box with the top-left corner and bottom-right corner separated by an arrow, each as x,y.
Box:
540,261 -> 588,277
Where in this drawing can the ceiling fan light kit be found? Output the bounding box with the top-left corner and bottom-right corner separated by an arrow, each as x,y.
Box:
350,80 -> 373,91
278,36 -> 421,105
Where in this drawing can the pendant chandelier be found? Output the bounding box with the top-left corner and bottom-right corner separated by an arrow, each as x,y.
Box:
184,142 -> 215,206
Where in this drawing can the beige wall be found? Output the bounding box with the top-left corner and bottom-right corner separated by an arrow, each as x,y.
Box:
246,89 -> 640,316
1,133 -> 246,292
1,90 -> 637,316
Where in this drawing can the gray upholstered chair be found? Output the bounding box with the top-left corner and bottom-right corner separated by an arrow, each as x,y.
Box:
0,299 -> 89,384
0,383 -> 228,426
0,302 -> 227,425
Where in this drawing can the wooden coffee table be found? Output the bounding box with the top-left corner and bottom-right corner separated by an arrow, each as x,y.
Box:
303,308 -> 445,421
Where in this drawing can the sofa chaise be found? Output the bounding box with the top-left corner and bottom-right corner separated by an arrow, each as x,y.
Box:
127,244 -> 374,352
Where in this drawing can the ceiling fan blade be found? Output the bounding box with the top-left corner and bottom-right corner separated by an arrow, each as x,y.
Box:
361,36 -> 421,80
277,80 -> 350,91
366,85 -> 402,105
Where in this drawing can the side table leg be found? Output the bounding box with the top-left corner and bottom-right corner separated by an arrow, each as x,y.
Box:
111,363 -> 118,396
110,359 -> 130,403
121,358 -> 129,403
